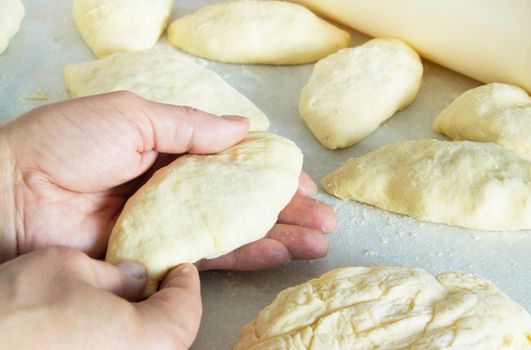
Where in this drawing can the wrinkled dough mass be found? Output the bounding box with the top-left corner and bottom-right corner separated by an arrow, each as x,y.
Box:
322,140 -> 531,231
0,0 -> 24,54
106,132 -> 302,295
73,0 -> 172,57
433,83 -> 531,158
299,38 -> 423,149
64,48 -> 269,131
167,0 -> 350,64
235,266 -> 531,349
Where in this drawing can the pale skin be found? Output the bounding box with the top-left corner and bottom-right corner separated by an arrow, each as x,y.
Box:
0,91 -> 337,349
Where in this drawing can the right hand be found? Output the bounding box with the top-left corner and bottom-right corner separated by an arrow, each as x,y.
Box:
0,246 -> 201,350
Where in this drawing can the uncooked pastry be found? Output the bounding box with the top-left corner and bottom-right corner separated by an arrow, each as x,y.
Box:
167,0 -> 351,64
433,83 -> 531,158
64,48 -> 269,131
0,0 -> 24,54
322,140 -> 531,231
73,0 -> 172,57
235,266 -> 531,349
299,38 -> 423,149
106,132 -> 303,295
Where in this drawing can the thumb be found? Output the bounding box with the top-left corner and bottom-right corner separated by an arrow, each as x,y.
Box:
139,98 -> 250,154
137,264 -> 202,349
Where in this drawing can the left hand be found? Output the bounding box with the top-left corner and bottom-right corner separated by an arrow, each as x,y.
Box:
0,91 -> 336,268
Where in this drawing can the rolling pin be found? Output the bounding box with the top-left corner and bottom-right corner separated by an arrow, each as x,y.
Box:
292,0 -> 531,93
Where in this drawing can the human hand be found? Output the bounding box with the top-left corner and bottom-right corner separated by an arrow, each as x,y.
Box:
0,246 -> 201,350
0,91 -> 336,267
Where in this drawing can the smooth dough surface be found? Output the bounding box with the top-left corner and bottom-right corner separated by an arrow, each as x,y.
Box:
73,0 -> 172,57
0,0 -> 24,54
235,266 -> 531,349
106,132 -> 302,295
167,0 -> 351,64
322,140 -> 531,231
64,48 -> 269,131
299,38 -> 423,149
433,83 -> 531,158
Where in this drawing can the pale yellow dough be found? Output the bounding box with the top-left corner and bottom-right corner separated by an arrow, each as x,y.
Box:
322,140 -> 531,231
235,266 -> 531,349
299,39 -> 423,149
106,132 -> 303,295
433,83 -> 531,158
73,0 -> 172,57
0,0 -> 24,54
167,0 -> 350,64
64,48 -> 269,131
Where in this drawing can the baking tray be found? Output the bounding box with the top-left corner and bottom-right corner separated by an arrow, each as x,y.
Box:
0,1 -> 529,349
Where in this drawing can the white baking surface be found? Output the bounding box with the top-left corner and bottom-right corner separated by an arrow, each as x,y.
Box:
0,1 -> 529,349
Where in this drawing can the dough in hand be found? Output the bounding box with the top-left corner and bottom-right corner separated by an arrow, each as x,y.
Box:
73,0 -> 172,57
433,83 -> 531,158
299,38 -> 423,149
64,48 -> 269,131
0,0 -> 24,54
106,132 -> 303,295
167,0 -> 350,65
322,140 -> 531,231
235,266 -> 531,349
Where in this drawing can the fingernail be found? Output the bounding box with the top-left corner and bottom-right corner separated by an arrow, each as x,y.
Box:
221,115 -> 249,122
116,261 -> 146,279
175,263 -> 193,275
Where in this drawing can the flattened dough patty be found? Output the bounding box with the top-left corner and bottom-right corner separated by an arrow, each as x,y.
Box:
322,140 -> 531,231
299,39 -> 423,149
64,48 -> 269,131
168,0 -> 350,64
106,132 -> 303,295
236,266 -> 531,349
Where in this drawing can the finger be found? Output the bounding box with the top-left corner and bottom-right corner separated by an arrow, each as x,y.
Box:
197,239 -> 290,271
86,259 -> 147,301
137,264 -> 202,349
266,224 -> 328,260
278,194 -> 338,233
297,171 -> 317,196
136,96 -> 250,154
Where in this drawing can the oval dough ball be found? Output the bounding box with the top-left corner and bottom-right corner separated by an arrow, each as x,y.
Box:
106,132 -> 303,295
235,266 -> 531,349
433,83 -> 531,158
299,38 -> 423,149
64,48 -> 269,131
0,0 -> 24,54
73,0 -> 172,57
167,0 -> 351,65
322,140 -> 531,231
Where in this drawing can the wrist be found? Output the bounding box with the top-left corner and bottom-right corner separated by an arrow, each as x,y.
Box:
0,127 -> 19,262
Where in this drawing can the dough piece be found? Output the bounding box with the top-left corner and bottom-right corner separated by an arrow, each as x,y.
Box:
235,266 -> 531,349
64,48 -> 269,131
106,132 -> 303,295
73,0 -> 172,57
167,0 -> 351,65
322,140 -> 531,231
299,38 -> 423,149
433,83 -> 531,158
0,0 -> 24,54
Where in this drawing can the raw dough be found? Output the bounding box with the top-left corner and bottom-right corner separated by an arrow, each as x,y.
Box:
299,38 -> 423,149
235,266 -> 531,349
0,0 -> 24,54
167,0 -> 351,65
64,48 -> 269,131
106,132 -> 303,295
72,0 -> 172,57
322,140 -> 531,231
433,83 -> 531,158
